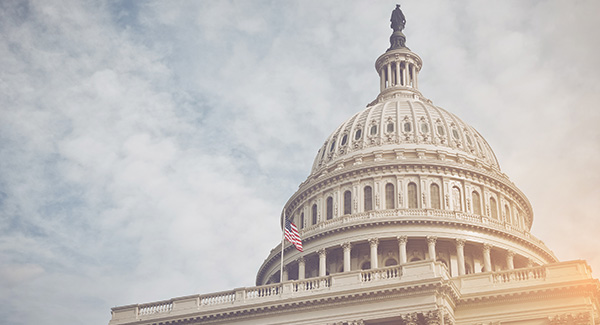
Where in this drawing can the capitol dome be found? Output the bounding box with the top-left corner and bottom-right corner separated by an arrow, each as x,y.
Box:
256,26 -> 557,286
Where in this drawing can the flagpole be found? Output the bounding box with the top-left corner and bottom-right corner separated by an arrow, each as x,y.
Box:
280,210 -> 285,284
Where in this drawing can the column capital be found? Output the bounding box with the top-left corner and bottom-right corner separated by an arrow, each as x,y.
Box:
423,309 -> 442,324
455,238 -> 466,247
397,235 -> 408,244
296,256 -> 305,264
368,238 -> 379,246
317,248 -> 327,257
427,236 -> 438,244
506,250 -> 515,257
341,242 -> 352,251
483,243 -> 492,252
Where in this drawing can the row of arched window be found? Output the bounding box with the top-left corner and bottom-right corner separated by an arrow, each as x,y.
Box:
297,183 -> 521,228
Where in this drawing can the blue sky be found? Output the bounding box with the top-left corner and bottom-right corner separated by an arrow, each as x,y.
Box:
1,1 -> 599,324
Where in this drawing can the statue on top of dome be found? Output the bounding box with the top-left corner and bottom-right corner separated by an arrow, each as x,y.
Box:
390,4 -> 406,32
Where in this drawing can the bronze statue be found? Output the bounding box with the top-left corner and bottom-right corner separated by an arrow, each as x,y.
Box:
390,4 -> 406,32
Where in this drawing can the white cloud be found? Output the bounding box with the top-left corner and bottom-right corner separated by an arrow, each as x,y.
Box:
0,1 -> 598,324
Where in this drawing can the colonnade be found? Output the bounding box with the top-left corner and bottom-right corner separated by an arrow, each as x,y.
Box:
282,236 -> 527,281
379,60 -> 418,91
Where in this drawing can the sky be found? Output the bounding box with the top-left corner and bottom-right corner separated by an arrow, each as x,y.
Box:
0,1 -> 599,324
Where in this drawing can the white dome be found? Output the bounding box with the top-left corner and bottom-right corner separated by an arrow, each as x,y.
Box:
310,94 -> 500,177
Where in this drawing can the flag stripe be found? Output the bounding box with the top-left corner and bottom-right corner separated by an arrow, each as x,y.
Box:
284,219 -> 303,252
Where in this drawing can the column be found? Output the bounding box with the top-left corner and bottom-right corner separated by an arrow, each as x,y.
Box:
318,249 -> 327,277
369,238 -> 379,269
282,265 -> 289,281
456,238 -> 466,276
395,61 -> 401,86
413,65 -> 418,89
402,62 -> 408,86
506,250 -> 515,270
380,68 -> 385,91
341,242 -> 352,272
386,64 -> 392,89
297,257 -> 305,280
397,235 -> 408,264
427,236 -> 437,261
483,244 -> 492,272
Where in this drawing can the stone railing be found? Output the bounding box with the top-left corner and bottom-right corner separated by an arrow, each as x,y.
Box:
492,265 -> 546,284
456,260 -> 592,296
110,261 -> 448,325
138,300 -> 173,316
360,265 -> 402,282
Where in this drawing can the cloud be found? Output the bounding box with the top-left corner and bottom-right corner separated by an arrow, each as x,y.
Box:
0,1 -> 598,324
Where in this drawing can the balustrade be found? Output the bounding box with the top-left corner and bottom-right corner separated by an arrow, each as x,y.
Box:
360,265 -> 401,282
200,291 -> 236,306
138,301 -> 172,316
246,284 -> 281,299
493,266 -> 546,284
293,276 -> 331,292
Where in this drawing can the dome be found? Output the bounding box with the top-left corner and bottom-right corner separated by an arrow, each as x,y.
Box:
256,22 -> 556,287
310,95 -> 500,178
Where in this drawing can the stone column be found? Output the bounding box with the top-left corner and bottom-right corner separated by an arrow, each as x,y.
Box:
341,242 -> 352,272
402,63 -> 408,86
397,235 -> 408,264
386,63 -> 392,88
282,265 -> 289,281
506,250 -> 515,270
414,65 -> 419,89
297,256 -> 305,280
318,249 -> 327,277
395,62 -> 401,86
427,236 -> 437,261
456,238 -> 466,276
369,238 -> 379,269
483,244 -> 492,272
380,68 -> 385,91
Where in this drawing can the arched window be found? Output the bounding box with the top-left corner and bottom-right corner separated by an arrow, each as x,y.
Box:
385,183 -> 395,209
430,183 -> 441,209
452,186 -> 462,211
490,197 -> 498,219
364,186 -> 373,211
361,261 -> 371,270
472,191 -> 481,215
504,204 -> 511,222
300,212 -> 304,229
407,182 -> 418,208
343,190 -> 352,215
385,258 -> 398,266
326,197 -> 333,220
311,204 -> 317,225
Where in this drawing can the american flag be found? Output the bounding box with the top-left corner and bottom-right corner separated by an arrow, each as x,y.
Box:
284,219 -> 303,252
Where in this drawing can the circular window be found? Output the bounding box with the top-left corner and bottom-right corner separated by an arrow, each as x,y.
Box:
341,134 -> 348,146
420,122 -> 429,133
355,129 -> 362,140
403,122 -> 412,132
370,125 -> 378,136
